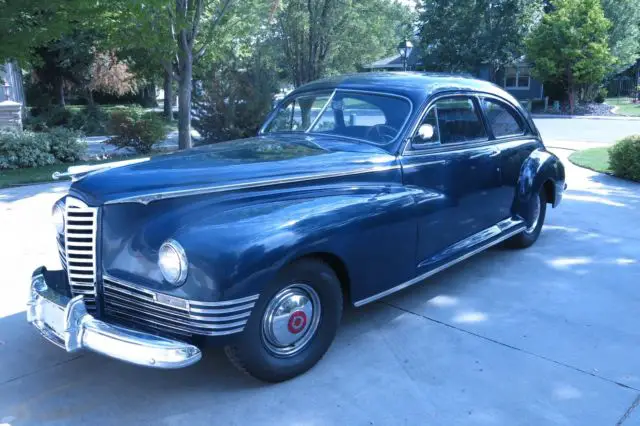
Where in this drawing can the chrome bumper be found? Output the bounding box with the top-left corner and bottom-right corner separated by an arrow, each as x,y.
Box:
27,267 -> 202,369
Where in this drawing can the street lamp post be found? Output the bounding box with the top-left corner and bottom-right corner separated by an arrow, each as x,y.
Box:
397,40 -> 414,71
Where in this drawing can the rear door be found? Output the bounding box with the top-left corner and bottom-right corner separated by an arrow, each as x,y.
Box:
479,96 -> 541,214
400,95 -> 507,272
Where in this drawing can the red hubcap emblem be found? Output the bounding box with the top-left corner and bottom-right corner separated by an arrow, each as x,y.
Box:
288,311 -> 307,334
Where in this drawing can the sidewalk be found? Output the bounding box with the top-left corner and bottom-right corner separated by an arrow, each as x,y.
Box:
544,139 -> 611,151
532,113 -> 640,120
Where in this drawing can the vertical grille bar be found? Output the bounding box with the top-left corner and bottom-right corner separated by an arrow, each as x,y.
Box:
64,197 -> 98,312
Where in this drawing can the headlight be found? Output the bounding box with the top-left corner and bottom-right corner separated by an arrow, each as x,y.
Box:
52,200 -> 65,234
158,239 -> 188,286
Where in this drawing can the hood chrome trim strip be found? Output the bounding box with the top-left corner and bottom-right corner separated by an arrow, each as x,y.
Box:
103,164 -> 400,205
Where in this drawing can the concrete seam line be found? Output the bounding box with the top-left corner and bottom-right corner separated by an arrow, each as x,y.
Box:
382,301 -> 640,393
616,394 -> 640,425
0,355 -> 83,386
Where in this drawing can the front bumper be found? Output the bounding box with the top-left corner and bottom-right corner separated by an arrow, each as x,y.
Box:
27,267 -> 202,369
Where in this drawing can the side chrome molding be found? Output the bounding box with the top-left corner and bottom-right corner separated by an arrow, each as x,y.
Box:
105,164 -> 401,205
353,219 -> 526,307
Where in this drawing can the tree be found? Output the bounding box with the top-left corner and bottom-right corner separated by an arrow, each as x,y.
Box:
417,0 -> 542,77
327,0 -> 416,75
106,0 -> 272,149
601,0 -> 640,72
87,52 -> 138,101
276,0 -> 415,87
0,0 -> 102,65
526,0 -> 613,113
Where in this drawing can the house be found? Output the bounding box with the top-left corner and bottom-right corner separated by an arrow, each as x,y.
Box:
476,60 -> 544,101
364,54 -> 544,101
0,62 -> 24,104
0,62 -> 24,129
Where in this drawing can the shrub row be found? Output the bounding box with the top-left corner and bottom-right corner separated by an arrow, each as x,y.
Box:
25,105 -> 110,136
0,128 -> 86,169
25,105 -> 171,137
24,105 -> 170,155
609,135 -> 640,182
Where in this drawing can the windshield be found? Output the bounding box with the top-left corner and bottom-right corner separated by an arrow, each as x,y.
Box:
262,90 -> 412,145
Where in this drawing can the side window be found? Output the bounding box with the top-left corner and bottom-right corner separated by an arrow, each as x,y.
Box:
434,97 -> 487,144
482,98 -> 525,138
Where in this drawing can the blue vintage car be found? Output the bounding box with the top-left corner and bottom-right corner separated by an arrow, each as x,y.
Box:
27,73 -> 565,382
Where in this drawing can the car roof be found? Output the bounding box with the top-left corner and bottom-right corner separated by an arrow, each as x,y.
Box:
294,72 -> 517,106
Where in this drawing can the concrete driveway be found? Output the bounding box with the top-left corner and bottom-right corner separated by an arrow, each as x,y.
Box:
1,150 -> 639,425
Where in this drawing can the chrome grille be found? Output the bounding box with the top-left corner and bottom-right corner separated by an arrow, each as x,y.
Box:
63,197 -> 98,311
102,275 -> 258,337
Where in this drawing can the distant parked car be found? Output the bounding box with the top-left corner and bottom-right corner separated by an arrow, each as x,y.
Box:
28,73 -> 565,382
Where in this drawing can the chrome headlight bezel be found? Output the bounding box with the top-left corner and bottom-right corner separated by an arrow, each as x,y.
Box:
52,199 -> 65,235
158,239 -> 188,286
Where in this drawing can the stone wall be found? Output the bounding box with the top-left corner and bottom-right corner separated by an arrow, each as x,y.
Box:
0,101 -> 22,130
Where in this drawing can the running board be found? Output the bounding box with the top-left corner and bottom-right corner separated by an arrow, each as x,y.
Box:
353,218 -> 526,307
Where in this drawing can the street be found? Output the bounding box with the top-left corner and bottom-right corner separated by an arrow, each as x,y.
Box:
535,116 -> 640,145
0,119 -> 639,425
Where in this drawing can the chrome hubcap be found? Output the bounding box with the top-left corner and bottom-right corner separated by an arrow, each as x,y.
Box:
526,195 -> 541,234
261,284 -> 321,357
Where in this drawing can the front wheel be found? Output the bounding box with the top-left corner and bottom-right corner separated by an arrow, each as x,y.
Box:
225,259 -> 343,382
506,188 -> 547,249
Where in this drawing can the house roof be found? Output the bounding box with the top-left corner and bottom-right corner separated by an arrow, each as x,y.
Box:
363,48 -> 422,70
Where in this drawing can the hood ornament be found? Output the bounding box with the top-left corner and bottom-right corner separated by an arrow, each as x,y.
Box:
52,158 -> 150,182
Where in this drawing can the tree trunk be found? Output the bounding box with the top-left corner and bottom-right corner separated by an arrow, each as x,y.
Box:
163,70 -> 174,121
177,56 -> 193,150
139,83 -> 158,108
55,77 -> 65,107
567,68 -> 575,115
86,89 -> 95,107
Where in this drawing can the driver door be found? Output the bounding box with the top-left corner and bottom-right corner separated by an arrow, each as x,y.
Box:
400,95 -> 507,273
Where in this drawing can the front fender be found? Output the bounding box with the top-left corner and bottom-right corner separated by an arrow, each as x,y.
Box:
514,148 -> 565,224
176,184 -> 418,304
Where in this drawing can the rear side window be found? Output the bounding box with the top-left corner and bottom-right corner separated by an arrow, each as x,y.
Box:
482,98 -> 525,138
433,97 -> 487,144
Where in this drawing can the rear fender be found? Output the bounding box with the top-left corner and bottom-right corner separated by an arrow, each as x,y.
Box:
514,148 -> 565,224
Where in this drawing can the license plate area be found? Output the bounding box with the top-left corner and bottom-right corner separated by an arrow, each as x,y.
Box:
34,298 -> 67,346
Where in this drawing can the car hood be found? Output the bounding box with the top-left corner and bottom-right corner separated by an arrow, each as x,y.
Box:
70,135 -> 398,205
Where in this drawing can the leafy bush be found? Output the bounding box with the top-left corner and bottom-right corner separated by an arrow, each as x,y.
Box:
594,88 -> 608,104
24,106 -> 74,132
26,105 -> 110,135
609,135 -> 640,181
0,129 -> 55,169
193,58 -> 278,144
74,105 -> 110,135
0,127 -> 87,169
47,127 -> 87,162
108,108 -> 167,154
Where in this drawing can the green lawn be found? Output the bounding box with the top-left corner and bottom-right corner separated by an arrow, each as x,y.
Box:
606,98 -> 640,117
0,154 -> 148,188
568,147 -> 611,174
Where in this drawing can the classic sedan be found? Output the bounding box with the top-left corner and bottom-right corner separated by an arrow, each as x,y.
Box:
27,72 -> 565,382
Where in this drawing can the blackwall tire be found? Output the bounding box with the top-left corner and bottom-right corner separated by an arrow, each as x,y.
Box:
507,188 -> 547,249
224,258 -> 343,382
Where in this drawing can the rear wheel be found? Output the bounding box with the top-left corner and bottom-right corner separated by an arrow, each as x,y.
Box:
225,259 -> 343,382
507,187 -> 547,249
